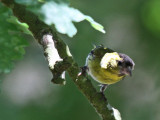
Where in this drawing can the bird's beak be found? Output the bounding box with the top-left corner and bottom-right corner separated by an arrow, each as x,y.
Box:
120,67 -> 132,76
127,67 -> 132,76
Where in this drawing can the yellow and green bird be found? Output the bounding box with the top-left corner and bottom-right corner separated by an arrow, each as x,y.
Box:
85,45 -> 135,92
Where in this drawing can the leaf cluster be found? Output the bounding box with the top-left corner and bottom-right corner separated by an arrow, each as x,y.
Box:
0,4 -> 29,73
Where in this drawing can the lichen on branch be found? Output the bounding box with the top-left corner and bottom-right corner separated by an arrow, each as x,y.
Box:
42,34 -> 67,84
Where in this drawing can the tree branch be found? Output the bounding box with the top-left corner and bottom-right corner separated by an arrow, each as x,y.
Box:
1,0 -> 121,120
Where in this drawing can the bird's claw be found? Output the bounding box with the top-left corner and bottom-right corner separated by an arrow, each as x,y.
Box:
78,66 -> 89,77
99,84 -> 108,93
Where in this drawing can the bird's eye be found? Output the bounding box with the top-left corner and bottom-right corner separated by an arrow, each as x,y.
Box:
117,61 -> 122,66
125,62 -> 132,67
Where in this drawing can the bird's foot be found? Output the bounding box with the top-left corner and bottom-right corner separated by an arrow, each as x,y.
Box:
99,84 -> 108,101
78,66 -> 89,77
99,84 -> 108,94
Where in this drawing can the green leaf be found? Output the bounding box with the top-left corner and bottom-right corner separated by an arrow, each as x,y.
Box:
0,3 -> 29,74
7,16 -> 32,35
40,2 -> 105,37
14,1 -> 105,37
85,16 -> 106,33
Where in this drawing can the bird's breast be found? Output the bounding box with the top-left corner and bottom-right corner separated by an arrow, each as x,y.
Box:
87,58 -> 124,84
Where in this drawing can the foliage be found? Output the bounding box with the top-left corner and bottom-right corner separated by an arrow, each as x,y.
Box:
0,0 -> 106,73
15,0 -> 105,37
40,1 -> 105,37
0,4 -> 29,73
141,0 -> 160,38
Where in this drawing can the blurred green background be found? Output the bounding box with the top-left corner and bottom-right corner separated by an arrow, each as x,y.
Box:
1,0 -> 160,120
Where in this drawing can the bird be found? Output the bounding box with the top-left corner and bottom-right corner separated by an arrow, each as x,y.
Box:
84,45 -> 135,93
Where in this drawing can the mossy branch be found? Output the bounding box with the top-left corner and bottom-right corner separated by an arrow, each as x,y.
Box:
1,0 -> 121,120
